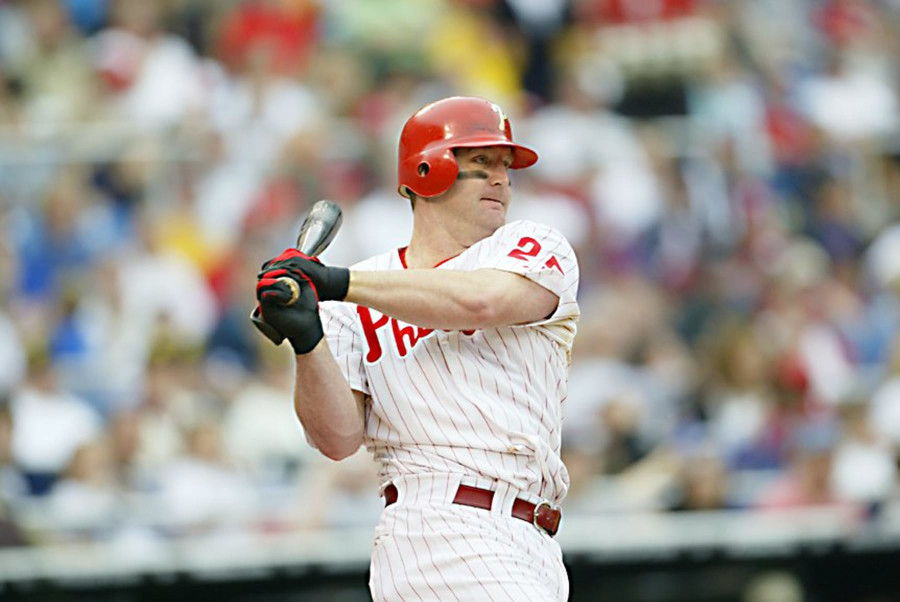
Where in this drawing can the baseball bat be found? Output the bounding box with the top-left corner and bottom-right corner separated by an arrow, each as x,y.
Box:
251,199 -> 343,344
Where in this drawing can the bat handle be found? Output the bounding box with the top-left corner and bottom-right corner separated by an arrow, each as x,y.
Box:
250,276 -> 301,344
277,276 -> 301,306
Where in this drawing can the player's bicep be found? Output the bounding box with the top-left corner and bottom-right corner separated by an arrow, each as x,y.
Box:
480,269 -> 560,325
479,221 -> 579,326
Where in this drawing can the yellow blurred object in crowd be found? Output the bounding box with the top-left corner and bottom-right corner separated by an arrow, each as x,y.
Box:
155,208 -> 220,275
426,4 -> 523,109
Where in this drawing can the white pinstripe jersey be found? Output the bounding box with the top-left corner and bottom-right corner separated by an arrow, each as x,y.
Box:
320,219 -> 580,504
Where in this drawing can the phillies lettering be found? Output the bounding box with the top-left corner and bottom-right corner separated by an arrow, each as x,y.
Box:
357,306 -> 474,363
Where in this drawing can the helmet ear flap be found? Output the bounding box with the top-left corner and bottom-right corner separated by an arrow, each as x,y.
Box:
402,147 -> 458,198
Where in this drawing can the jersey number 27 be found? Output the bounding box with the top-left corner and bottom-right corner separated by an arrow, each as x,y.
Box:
508,237 -> 564,274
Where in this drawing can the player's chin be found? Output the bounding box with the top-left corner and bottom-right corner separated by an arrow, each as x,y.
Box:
480,198 -> 507,218
478,209 -> 507,234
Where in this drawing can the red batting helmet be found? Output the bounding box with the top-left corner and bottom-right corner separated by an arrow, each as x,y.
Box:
397,96 -> 538,199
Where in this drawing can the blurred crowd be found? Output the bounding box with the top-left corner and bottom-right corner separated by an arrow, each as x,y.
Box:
1,0 -> 900,551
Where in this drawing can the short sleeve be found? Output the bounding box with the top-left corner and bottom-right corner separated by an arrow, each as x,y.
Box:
320,300 -> 369,395
479,220 -> 580,336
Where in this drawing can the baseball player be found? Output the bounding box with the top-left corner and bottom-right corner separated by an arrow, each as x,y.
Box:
256,96 -> 579,601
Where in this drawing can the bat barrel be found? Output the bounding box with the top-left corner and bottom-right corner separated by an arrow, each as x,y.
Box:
297,200 -> 343,256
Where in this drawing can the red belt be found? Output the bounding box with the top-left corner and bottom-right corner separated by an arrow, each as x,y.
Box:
383,483 -> 561,537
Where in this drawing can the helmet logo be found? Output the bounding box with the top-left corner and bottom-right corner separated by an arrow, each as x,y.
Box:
489,102 -> 508,132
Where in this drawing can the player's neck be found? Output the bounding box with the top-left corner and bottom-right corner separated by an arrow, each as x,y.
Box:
405,231 -> 466,269
406,218 -> 476,269
406,198 -> 501,268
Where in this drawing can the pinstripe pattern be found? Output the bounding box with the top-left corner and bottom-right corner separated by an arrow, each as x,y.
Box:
320,220 -> 578,600
370,475 -> 569,601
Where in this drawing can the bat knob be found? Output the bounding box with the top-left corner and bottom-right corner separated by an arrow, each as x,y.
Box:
250,306 -> 284,345
278,277 -> 300,305
249,276 -> 300,345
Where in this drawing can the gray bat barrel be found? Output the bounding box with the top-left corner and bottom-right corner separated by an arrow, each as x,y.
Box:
296,199 -> 343,256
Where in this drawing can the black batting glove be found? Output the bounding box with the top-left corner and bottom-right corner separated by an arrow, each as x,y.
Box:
255,274 -> 324,355
260,248 -> 349,301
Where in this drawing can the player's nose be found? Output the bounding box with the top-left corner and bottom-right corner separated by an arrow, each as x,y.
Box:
487,164 -> 510,186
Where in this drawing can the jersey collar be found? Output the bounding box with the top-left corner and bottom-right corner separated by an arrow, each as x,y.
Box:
397,247 -> 460,269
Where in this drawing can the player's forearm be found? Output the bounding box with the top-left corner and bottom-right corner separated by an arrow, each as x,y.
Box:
345,269 -> 538,330
293,340 -> 365,461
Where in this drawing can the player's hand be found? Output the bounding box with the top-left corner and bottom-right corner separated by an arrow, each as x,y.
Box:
260,249 -> 350,301
255,273 -> 323,354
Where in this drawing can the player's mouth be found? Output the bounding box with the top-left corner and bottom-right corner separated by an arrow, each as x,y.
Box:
480,196 -> 504,206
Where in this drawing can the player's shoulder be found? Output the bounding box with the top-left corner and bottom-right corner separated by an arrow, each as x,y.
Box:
490,219 -> 573,246
484,219 -> 580,276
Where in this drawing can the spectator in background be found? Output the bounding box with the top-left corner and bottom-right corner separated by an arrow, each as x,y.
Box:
105,408 -> 147,491
130,339 -> 217,477
9,346 -> 102,495
206,237 -> 270,372
196,5 -> 326,251
91,0 -> 208,127
215,0 -> 321,79
154,421 -> 255,535
806,176 -> 865,280
754,418 -> 845,511
524,58 -> 655,263
52,258 -> 146,415
117,207 -> 218,349
698,317 -> 780,470
12,168 -> 99,303
425,0 -> 524,108
760,237 -> 859,409
14,0 -> 98,126
688,48 -> 773,178
494,0 -> 572,102
831,395 -> 897,516
295,451 -> 381,530
798,49 -> 898,144
665,449 -> 732,512
45,438 -> 121,541
639,152 -> 707,294
221,347 -> 311,486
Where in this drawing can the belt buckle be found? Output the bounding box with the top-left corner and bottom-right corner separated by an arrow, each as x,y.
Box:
532,500 -> 558,535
